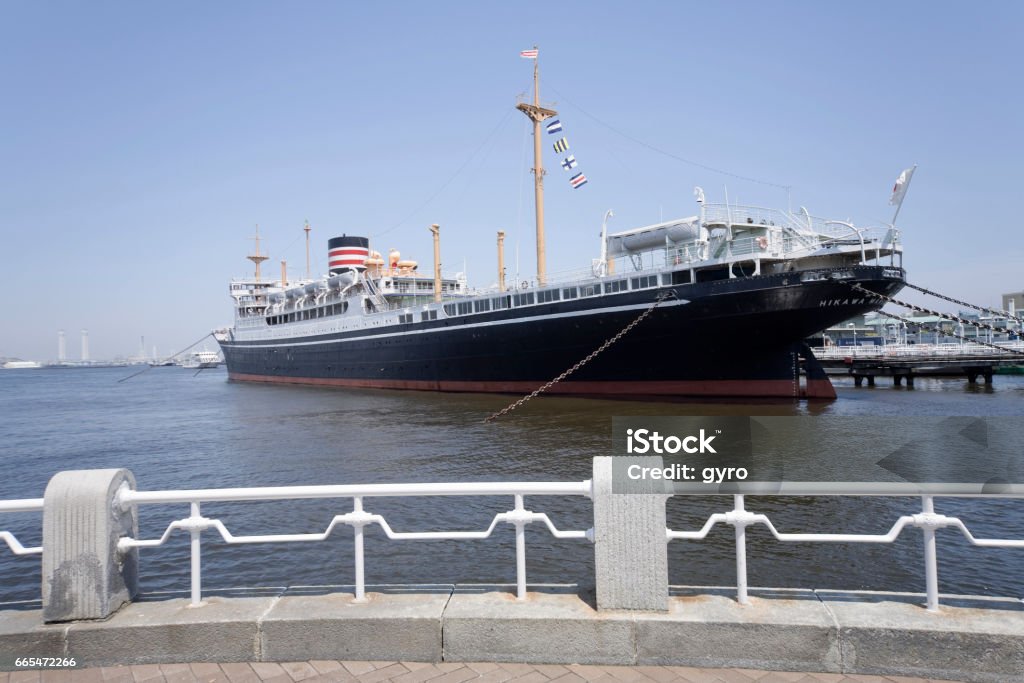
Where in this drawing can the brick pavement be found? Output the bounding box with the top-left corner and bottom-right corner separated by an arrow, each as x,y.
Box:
0,661 -> 964,683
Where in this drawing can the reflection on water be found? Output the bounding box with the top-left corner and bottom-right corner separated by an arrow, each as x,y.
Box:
0,368 -> 1021,604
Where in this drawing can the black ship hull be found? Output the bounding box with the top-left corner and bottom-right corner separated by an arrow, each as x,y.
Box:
219,265 -> 905,400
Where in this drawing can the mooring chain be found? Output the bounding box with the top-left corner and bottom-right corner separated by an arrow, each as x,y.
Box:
484,291 -> 674,422
873,309 -> 1024,356
849,283 -> 1014,336
903,282 -> 1021,323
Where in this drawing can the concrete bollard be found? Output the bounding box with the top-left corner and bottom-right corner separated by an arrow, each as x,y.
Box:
42,469 -> 139,622
592,456 -> 670,611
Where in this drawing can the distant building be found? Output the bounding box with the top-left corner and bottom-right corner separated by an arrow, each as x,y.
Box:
1003,291 -> 1024,316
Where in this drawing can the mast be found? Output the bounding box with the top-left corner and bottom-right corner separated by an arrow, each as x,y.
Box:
430,224 -> 442,303
247,224 -> 269,282
304,220 -> 312,280
516,47 -> 557,286
497,230 -> 506,292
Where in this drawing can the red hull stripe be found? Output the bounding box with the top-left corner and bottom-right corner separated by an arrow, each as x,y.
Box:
228,372 -> 837,400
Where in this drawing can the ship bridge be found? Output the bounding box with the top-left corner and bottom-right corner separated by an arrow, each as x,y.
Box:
602,203 -> 902,281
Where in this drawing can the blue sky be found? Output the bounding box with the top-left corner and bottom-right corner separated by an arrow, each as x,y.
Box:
1,1 -> 1021,360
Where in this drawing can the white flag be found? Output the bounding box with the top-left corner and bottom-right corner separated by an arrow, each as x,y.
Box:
889,166 -> 916,206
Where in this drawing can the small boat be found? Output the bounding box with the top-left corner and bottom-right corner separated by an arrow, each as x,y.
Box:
181,350 -> 221,369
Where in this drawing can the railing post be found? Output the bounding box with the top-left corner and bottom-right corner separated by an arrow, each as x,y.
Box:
592,456 -> 670,611
352,497 -> 367,603
189,501 -> 203,607
42,469 -> 138,622
921,495 -> 940,612
733,494 -> 750,605
513,494 -> 527,601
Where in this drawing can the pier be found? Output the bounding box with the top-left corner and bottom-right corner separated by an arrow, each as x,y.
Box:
814,343 -> 1023,387
2,460 -> 1023,682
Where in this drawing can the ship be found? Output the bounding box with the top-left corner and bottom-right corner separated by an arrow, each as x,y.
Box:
214,57 -> 906,401
181,349 -> 222,370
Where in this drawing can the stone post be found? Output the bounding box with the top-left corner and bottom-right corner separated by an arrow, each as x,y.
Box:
42,469 -> 138,622
592,456 -> 670,611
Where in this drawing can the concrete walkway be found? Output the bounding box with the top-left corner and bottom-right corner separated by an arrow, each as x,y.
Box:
0,661 -> 963,683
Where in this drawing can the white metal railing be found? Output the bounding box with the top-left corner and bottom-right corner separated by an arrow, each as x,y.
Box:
0,498 -> 43,556
815,342 -> 1024,359
7,479 -> 1023,612
703,204 -> 794,230
668,493 -> 1024,611
109,481 -> 591,606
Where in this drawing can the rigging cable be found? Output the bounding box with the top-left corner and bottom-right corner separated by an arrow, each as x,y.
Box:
371,108 -> 516,240
117,332 -> 216,383
546,84 -> 792,192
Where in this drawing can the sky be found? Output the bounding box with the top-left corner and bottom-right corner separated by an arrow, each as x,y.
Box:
1,1 -> 1021,360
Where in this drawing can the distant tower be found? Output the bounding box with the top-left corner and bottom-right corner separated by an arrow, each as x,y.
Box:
81,329 -> 89,362
247,224 -> 269,282
58,330 -> 66,362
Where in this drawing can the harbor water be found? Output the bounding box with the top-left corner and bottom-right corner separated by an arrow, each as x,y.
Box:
1,367 -> 1022,605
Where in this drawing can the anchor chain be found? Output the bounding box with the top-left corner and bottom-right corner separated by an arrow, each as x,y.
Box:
849,283 -> 1015,336
484,290 -> 674,423
873,309 -> 1024,356
902,282 -> 1021,323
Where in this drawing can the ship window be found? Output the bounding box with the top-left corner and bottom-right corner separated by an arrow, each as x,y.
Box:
443,304 -> 456,316
562,287 -> 578,299
421,309 -> 438,321
695,267 -> 728,283
604,280 -> 627,294
580,285 -> 598,297
399,313 -> 413,324
474,299 -> 491,313
631,275 -> 658,289
514,293 -> 535,306
537,289 -> 561,303
456,301 -> 473,315
670,270 -> 691,285
492,296 -> 510,310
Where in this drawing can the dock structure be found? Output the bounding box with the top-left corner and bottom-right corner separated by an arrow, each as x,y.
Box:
813,344 -> 1023,387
